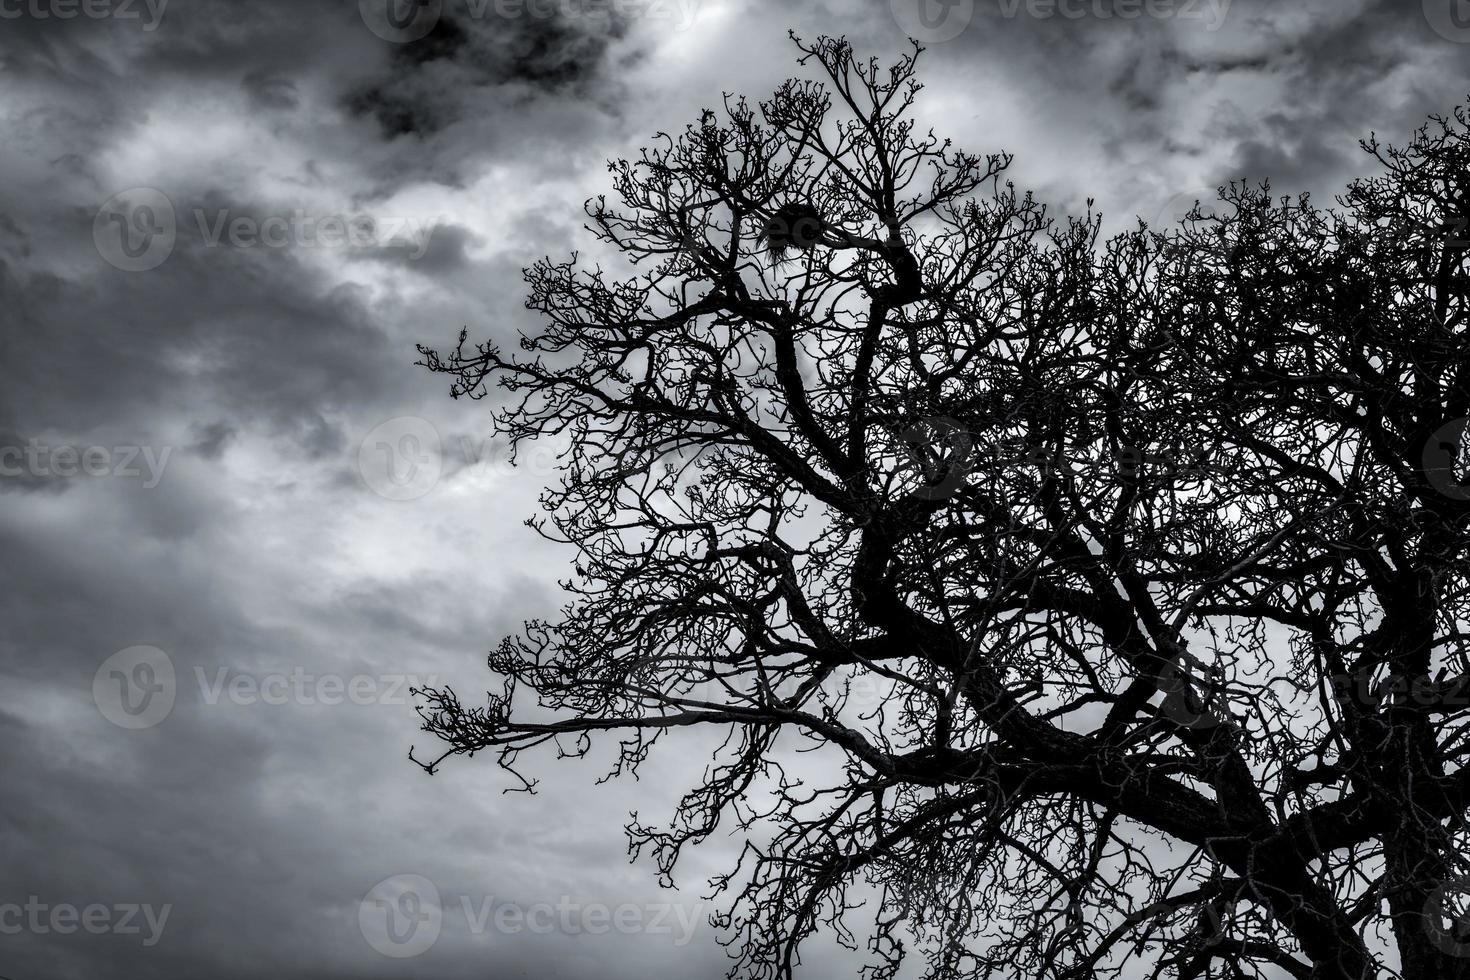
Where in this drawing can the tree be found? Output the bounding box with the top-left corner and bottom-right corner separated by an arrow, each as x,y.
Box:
413,34 -> 1470,980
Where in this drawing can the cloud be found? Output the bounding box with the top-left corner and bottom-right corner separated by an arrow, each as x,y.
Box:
4,0 -> 1470,976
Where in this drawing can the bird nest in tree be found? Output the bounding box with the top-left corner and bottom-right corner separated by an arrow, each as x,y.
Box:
760,201 -> 827,257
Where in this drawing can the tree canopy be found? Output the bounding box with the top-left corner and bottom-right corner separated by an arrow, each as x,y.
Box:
415,34 -> 1470,980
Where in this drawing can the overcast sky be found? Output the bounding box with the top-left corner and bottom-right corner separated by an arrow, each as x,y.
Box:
2,0 -> 1469,977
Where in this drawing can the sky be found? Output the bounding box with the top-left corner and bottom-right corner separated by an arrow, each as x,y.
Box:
1,0 -> 1468,977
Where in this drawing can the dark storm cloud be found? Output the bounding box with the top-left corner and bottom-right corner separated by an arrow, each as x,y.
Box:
0,430 -> 71,495
241,69 -> 299,110
6,0 -> 1470,978
343,221 -> 483,270
868,0 -> 1470,225
0,500 -> 716,979
0,0 -> 653,976
1204,0 -> 1470,200
1195,0 -> 1443,199
187,419 -> 236,459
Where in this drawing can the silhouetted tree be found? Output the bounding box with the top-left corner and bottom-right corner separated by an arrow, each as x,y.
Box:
415,34 -> 1470,980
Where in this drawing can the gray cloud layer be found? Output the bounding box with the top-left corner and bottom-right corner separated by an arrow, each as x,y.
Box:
2,0 -> 1469,976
